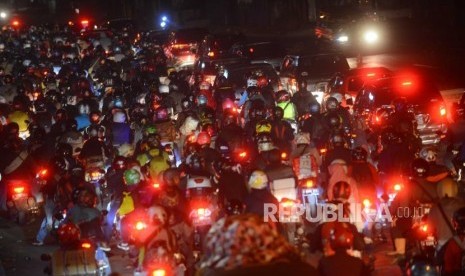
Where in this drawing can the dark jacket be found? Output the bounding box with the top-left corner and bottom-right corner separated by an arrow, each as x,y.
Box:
244,189 -> 279,218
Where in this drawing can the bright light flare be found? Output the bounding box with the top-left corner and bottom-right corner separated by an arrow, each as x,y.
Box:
135,221 -> 147,231
363,199 -> 371,208
363,30 -> 379,44
81,242 -> 91,249
394,184 -> 402,191
305,179 -> 314,188
13,186 -> 25,194
336,35 -> 349,43
152,269 -> 166,276
0,12 -> 7,19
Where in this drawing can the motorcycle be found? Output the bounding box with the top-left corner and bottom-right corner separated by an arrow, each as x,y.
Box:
85,167 -> 111,211
5,179 -> 39,224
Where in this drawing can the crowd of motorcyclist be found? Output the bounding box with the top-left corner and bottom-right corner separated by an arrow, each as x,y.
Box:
1,22 -> 465,275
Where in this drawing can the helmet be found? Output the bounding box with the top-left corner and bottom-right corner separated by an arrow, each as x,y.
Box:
309,101 -> 321,115
118,143 -> 135,158
255,121 -> 272,135
420,147 -> 437,163
332,181 -> 351,200
249,102 -> 266,121
273,106 -> 284,121
78,102 -> 91,115
124,169 -> 141,186
154,107 -> 169,121
352,147 -> 368,162
257,76 -> 268,88
453,207 -> 465,235
197,94 -> 208,106
147,205 -> 168,225
392,97 -> 408,113
221,98 -> 235,111
257,133 -> 274,152
326,113 -> 342,129
113,156 -> 127,171
144,124 -> 157,136
247,77 -> 258,88
295,132 -> 310,145
113,111 -> 127,123
325,96 -> 339,112
57,222 -> 81,247
330,133 -> 345,148
329,222 -> 354,250
159,84 -> 169,94
411,158 -> 429,178
89,111 -> 101,124
329,92 -> 343,104
86,125 -> 100,138
276,90 -> 290,103
248,170 -> 268,190
436,177 -> 458,198
196,131 -> 211,146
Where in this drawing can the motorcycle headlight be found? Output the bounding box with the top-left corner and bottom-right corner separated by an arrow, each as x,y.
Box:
336,35 -> 349,43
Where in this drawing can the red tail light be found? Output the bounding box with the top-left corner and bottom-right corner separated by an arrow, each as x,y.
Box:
152,183 -> 160,189
239,151 -> 247,158
81,19 -> 89,27
401,81 -> 412,86
12,20 -> 19,27
394,184 -> 402,191
207,51 -> 215,57
152,269 -> 166,276
366,72 -> 376,77
421,224 -> 429,233
440,106 -> 446,117
281,152 -> 287,159
81,242 -> 91,249
281,200 -> 295,208
135,221 -> 147,231
13,186 -> 25,194
39,169 -> 48,177
320,148 -> 327,154
249,48 -> 254,53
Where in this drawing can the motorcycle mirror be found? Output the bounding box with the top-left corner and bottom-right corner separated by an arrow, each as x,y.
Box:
40,253 -> 51,261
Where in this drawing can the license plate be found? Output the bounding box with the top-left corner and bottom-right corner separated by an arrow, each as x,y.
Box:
303,189 -> 319,196
12,193 -> 27,200
421,236 -> 436,247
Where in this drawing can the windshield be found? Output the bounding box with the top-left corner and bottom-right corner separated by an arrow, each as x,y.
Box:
299,54 -> 349,77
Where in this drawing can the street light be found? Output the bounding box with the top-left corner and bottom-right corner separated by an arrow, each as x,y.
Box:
0,12 -> 7,19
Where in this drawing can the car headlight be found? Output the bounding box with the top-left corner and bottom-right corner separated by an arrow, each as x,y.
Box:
336,35 -> 349,43
363,30 -> 379,44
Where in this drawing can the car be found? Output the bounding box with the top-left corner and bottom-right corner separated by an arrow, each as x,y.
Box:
194,54 -> 249,85
280,52 -> 350,104
353,70 -> 448,145
165,28 -> 209,69
230,41 -> 286,70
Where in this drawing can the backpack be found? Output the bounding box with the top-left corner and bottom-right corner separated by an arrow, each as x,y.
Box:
119,192 -> 135,216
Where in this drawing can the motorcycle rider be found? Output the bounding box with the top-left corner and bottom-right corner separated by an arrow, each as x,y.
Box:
270,106 -> 295,154
291,132 -> 321,180
324,96 -> 351,132
292,80 -> 317,116
427,178 -> 465,250
276,90 -> 297,121
350,147 -> 379,203
301,101 -> 330,148
244,170 -> 279,218
109,110 -> 132,148
79,124 -> 110,164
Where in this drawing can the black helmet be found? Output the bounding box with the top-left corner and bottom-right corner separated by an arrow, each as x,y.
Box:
352,147 -> 368,162
249,102 -> 265,121
325,96 -> 339,112
273,106 -> 284,121
453,207 -> 465,235
309,101 -> 321,115
411,158 -> 429,178
392,97 -> 408,113
112,156 -> 127,171
330,132 -> 345,148
333,181 -> 351,200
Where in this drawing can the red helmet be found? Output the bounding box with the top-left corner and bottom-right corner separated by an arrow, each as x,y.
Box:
276,90 -> 291,103
257,76 -> 268,88
57,222 -> 81,246
330,222 -> 354,250
196,131 -> 211,146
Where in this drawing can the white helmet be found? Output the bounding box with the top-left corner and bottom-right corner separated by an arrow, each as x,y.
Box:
159,84 -> 169,94
247,77 -> 258,88
113,111 -> 127,123
248,170 -> 268,190
186,176 -> 212,190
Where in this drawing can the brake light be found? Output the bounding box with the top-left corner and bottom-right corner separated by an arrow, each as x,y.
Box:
39,169 -> 48,177
421,224 -> 428,233
207,51 -> 215,57
81,242 -> 91,249
152,269 -> 166,276
153,183 -> 160,189
81,19 -> 89,27
394,184 -> 402,191
363,199 -> 371,208
249,48 -> 254,53
135,221 -> 147,231
12,20 -> 19,27
281,152 -> 287,159
13,186 -> 25,194
401,81 -> 412,86
239,151 -> 247,158
366,72 -> 376,77
320,148 -> 327,154
305,179 -> 314,188
440,106 -> 446,117
281,200 -> 295,208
